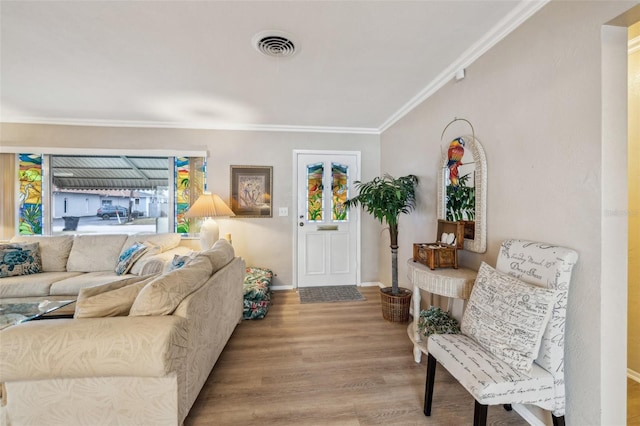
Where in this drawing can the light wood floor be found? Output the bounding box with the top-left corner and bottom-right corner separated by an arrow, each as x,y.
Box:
630,378 -> 640,425
184,287 -> 528,425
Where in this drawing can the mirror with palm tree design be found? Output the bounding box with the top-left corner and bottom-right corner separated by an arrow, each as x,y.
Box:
437,133 -> 487,253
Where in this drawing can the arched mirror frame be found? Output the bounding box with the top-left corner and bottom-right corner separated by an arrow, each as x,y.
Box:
437,133 -> 487,253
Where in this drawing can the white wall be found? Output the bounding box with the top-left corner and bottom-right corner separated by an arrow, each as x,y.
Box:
380,1 -> 636,424
0,123 -> 381,287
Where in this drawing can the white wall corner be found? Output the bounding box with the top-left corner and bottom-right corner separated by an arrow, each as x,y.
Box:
600,24 -> 629,426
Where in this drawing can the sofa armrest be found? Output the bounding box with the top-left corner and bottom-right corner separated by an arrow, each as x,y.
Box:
0,316 -> 188,382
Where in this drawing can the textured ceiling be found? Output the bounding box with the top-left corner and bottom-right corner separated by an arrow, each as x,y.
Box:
0,1 -> 547,133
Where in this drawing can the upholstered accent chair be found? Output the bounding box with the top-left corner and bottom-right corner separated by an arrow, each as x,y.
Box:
424,240 -> 579,426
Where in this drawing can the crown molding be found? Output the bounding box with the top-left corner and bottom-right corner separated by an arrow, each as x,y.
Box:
1,1 -> 549,137
0,116 -> 380,135
0,145 -> 207,157
378,0 -> 550,133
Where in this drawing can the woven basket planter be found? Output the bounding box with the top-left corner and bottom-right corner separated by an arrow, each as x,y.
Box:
379,287 -> 412,323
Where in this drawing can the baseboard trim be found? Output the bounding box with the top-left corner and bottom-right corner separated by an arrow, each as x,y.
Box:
271,285 -> 293,291
628,368 -> 640,383
271,282 -> 383,291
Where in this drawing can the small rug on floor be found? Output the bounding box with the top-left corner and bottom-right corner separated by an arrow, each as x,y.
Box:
298,286 -> 366,304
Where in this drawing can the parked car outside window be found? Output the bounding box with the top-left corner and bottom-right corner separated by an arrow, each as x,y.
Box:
97,206 -> 128,219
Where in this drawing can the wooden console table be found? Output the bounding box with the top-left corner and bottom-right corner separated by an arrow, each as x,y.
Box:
406,258 -> 477,363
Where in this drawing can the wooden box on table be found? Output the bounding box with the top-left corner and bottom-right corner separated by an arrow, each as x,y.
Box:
412,220 -> 464,270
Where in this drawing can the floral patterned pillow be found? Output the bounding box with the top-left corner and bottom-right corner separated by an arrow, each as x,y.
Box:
0,242 -> 42,277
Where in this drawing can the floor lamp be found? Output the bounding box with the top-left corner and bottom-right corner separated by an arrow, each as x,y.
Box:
185,192 -> 235,250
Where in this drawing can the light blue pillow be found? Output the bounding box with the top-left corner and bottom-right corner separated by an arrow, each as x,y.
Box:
115,242 -> 148,275
168,253 -> 191,271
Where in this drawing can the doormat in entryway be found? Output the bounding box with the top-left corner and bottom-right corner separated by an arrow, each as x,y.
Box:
298,286 -> 366,304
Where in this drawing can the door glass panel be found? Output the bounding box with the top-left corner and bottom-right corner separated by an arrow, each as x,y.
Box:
307,162 -> 324,222
331,162 -> 348,222
18,154 -> 43,235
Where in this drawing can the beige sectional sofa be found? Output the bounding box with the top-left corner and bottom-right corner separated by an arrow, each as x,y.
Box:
0,233 -> 192,304
0,237 -> 245,425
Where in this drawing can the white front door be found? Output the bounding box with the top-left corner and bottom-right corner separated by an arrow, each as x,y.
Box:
295,151 -> 360,287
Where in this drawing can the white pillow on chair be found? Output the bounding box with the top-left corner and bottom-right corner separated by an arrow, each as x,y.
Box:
461,262 -> 557,374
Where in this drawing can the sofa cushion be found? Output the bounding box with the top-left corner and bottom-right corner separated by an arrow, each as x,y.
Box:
49,271 -> 138,296
0,271 -> 83,298
0,243 -> 42,278
66,234 -> 128,272
11,235 -> 74,272
461,262 -> 556,373
130,255 -> 213,316
115,242 -> 149,275
198,239 -> 235,273
75,275 -> 157,318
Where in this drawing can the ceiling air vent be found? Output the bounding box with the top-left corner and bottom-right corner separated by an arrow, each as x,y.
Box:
252,31 -> 297,58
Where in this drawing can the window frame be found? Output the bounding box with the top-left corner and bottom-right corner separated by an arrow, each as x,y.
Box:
7,147 -> 207,236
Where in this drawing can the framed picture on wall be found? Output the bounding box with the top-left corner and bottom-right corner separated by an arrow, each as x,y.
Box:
230,165 -> 273,218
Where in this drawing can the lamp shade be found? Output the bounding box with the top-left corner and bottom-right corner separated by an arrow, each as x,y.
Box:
185,192 -> 234,250
184,192 -> 235,219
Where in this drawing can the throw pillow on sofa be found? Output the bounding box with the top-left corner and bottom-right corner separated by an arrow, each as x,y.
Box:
130,255 -> 213,316
75,274 -> 158,318
115,242 -> 149,275
129,242 -> 162,275
167,253 -> 194,271
0,242 -> 42,278
10,235 -> 74,272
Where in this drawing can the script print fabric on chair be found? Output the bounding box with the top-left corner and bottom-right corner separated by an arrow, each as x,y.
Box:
424,240 -> 579,426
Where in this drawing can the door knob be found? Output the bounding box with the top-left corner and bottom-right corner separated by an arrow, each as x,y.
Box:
299,222 -> 304,227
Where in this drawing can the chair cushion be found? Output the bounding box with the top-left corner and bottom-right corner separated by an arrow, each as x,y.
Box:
0,243 -> 42,278
428,333 -> 555,410
461,262 -> 556,373
243,266 -> 273,320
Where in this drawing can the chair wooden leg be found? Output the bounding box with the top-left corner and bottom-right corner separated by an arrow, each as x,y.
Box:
552,415 -> 565,426
503,404 -> 512,411
474,400 -> 488,426
423,353 -> 437,416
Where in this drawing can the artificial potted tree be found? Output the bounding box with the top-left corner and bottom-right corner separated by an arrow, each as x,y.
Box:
345,173 -> 418,322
